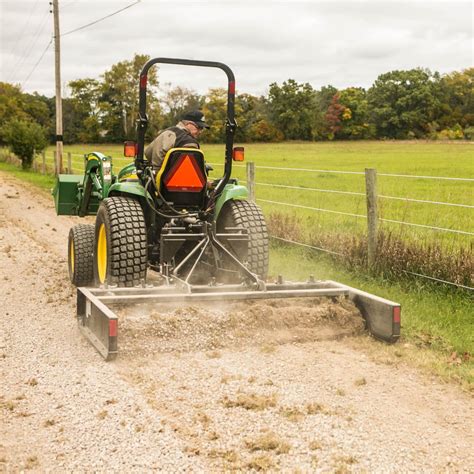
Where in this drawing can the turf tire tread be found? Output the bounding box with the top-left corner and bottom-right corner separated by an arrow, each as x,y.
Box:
218,200 -> 269,279
69,224 -> 95,286
95,197 -> 147,287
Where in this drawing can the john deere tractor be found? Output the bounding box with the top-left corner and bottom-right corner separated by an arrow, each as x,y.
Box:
53,57 -> 401,360
53,58 -> 268,290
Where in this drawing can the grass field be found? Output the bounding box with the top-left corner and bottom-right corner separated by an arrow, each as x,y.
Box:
43,141 -> 473,247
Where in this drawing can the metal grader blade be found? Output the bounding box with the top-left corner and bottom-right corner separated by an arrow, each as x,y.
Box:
76,279 -> 401,361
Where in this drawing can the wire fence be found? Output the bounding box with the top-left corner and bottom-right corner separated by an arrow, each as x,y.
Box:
216,162 -> 474,182
239,162 -> 473,291
29,150 -> 473,290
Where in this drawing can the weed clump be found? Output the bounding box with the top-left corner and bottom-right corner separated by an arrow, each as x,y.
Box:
309,440 -> 323,450
245,454 -> 276,471
245,431 -> 291,454
268,211 -> 473,289
354,377 -> 367,386
306,402 -> 333,415
279,406 -> 305,422
222,393 -> 277,411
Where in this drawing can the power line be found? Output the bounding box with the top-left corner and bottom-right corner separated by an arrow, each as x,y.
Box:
22,37 -> 53,87
61,0 -> 141,37
8,8 -> 51,83
6,0 -> 42,61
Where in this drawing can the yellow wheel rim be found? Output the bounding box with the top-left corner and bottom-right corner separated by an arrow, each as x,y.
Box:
70,238 -> 75,274
97,223 -> 107,284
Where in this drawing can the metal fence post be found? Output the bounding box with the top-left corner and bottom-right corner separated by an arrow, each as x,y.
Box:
247,161 -> 255,202
67,152 -> 72,174
365,168 -> 378,270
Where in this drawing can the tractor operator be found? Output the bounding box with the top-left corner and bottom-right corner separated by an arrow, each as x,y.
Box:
145,110 -> 210,170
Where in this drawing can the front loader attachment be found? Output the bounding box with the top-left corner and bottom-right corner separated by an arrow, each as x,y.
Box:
77,279 -> 401,360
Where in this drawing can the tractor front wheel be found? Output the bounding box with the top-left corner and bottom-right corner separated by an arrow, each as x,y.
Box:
68,224 -> 95,286
217,199 -> 269,280
93,197 -> 147,287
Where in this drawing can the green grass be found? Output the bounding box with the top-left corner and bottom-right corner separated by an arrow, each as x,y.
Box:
46,141 -> 473,247
0,160 -> 56,191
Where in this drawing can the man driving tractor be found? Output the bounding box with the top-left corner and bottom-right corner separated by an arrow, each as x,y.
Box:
145,110 -> 210,169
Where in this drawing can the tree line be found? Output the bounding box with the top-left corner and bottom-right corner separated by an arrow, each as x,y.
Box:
1,53 -> 472,165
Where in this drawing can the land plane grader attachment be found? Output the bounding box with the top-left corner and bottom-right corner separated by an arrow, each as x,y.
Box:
77,279 -> 401,361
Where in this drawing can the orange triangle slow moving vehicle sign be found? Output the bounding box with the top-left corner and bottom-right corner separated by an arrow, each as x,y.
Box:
164,154 -> 205,193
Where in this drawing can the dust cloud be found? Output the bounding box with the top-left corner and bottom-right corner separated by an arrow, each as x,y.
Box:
116,297 -> 364,356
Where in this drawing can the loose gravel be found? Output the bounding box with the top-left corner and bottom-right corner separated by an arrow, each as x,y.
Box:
1,172 -> 473,472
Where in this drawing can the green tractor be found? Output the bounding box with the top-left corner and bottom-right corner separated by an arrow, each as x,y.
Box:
54,58 -> 268,290
53,57 -> 401,360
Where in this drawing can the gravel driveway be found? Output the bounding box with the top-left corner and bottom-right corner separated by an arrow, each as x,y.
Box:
1,172 -> 473,472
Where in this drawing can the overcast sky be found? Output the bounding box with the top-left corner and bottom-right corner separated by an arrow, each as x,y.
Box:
0,0 -> 472,99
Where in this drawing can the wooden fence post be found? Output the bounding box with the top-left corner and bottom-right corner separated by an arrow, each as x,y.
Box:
42,151 -> 46,174
365,168 -> 378,270
246,161 -> 255,202
67,152 -> 72,174
54,151 -> 57,175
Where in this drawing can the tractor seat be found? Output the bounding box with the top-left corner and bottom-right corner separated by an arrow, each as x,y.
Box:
155,148 -> 208,209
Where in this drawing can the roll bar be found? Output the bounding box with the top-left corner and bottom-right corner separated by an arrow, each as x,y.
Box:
136,57 -> 236,196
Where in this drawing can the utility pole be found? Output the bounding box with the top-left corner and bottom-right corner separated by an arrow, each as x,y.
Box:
51,0 -> 63,174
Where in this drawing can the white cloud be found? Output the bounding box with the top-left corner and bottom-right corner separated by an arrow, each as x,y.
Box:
0,0 -> 472,97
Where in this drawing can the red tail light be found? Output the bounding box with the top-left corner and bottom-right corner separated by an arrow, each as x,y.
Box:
164,154 -> 206,192
124,141 -> 137,158
109,319 -> 117,337
233,147 -> 244,161
393,306 -> 401,324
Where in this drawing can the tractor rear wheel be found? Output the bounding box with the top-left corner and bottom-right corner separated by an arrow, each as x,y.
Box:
68,224 -> 95,286
93,197 -> 147,287
217,199 -> 269,279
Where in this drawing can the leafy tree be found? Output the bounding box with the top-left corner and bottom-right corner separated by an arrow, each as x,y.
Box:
0,83 -> 53,144
338,87 -> 374,139
201,88 -> 229,143
267,79 -> 316,140
69,78 -> 101,117
68,78 -> 102,142
325,93 -> 345,139
2,119 -> 48,169
99,54 -> 159,142
21,92 -> 52,128
438,68 -> 474,131
248,118 -> 284,142
67,55 -> 161,143
0,82 -> 30,132
368,68 -> 442,138
310,85 -> 338,140
160,85 -> 203,127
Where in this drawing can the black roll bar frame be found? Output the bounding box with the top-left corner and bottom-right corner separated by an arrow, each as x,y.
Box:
135,57 -> 236,197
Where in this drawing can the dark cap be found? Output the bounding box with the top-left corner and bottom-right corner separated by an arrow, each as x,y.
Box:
181,110 -> 210,129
